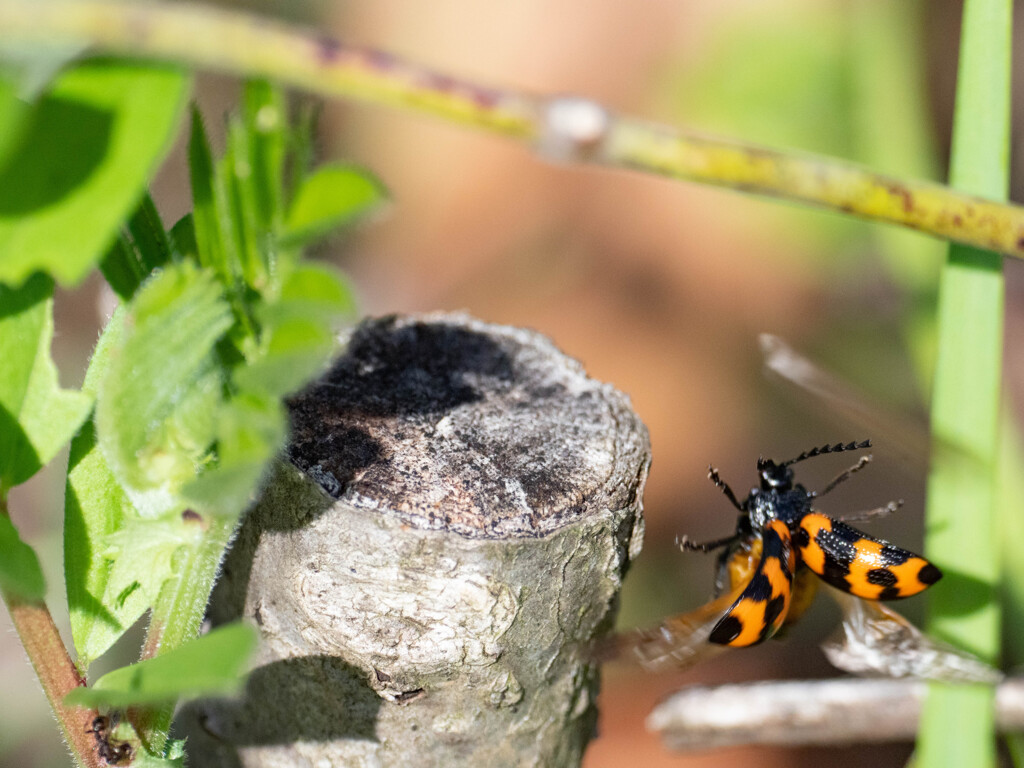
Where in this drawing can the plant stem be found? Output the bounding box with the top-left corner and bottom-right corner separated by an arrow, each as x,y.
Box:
3,0 -> 1024,259
130,513 -> 236,754
919,0 -> 1010,767
1,500 -> 102,768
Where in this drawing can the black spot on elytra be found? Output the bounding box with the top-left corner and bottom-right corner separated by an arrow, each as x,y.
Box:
879,545 -> 911,567
709,615 -> 743,645
822,559 -> 852,591
745,573 -> 772,601
867,568 -> 898,587
762,595 -> 787,638
918,563 -> 942,585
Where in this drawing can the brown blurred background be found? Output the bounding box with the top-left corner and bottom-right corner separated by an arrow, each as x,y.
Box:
5,0 -> 1024,765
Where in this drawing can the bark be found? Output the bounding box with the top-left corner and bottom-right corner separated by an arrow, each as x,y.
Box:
647,676 -> 1024,751
178,313 -> 650,767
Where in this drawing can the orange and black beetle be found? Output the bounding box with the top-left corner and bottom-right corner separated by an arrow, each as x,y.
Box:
682,440 -> 941,648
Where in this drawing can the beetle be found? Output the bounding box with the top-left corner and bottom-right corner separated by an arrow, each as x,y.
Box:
686,440 -> 941,647
619,440 -> 941,668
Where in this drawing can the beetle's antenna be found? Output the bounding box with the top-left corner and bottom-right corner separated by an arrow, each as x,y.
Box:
781,440 -> 872,468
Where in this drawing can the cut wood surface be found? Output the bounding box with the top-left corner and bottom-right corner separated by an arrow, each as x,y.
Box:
178,313 -> 650,767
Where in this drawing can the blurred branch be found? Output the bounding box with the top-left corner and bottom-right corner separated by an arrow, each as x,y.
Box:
648,676 -> 1024,752
4,0 -> 1024,259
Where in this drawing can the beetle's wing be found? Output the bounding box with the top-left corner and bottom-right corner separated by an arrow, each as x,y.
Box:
603,540 -> 761,670
708,520 -> 795,647
797,512 -> 941,599
606,590 -> 736,671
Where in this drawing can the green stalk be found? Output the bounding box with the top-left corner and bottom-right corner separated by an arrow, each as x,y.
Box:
130,514 -> 236,754
918,1 -> 1010,766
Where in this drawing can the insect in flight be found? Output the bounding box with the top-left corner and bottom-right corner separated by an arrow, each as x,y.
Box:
620,440 -> 942,669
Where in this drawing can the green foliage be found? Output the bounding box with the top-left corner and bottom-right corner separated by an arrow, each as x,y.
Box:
0,273 -> 92,494
95,263 -> 233,518
0,60 -> 189,287
65,623 -> 257,708
282,164 -> 387,246
0,511 -> 45,600
918,1 -> 1010,767
50,76 -> 381,760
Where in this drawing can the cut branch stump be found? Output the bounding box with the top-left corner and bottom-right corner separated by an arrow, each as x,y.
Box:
179,313 -> 650,767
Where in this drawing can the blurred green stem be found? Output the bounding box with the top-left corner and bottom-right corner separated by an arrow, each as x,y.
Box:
4,0 -> 1024,259
918,1 -> 1010,767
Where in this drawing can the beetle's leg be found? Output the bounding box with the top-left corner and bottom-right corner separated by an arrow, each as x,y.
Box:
838,498 -> 903,523
708,465 -> 744,511
677,532 -> 740,553
812,454 -> 872,497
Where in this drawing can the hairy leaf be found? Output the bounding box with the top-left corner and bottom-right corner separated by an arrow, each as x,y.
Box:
65,310 -> 155,667
95,264 -> 232,517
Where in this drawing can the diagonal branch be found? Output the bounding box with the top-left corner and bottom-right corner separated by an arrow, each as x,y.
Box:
2,0 -> 1024,259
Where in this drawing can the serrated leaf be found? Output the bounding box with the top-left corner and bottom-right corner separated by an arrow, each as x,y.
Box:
133,748 -> 185,768
0,512 -> 45,600
280,164 -> 386,247
95,264 -> 232,517
0,60 -> 190,287
0,273 -> 92,492
64,623 -> 257,708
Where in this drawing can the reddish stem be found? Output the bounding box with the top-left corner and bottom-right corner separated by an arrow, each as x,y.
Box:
5,595 -> 104,768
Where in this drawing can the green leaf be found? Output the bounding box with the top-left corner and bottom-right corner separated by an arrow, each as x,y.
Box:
243,80 -> 286,234
100,195 -> 175,302
234,264 -> 355,399
0,273 -> 92,492
183,392 -> 285,516
95,264 -> 232,517
65,309 -> 157,668
0,511 -> 45,600
133,747 -> 185,768
280,164 -> 386,247
101,514 -> 205,609
64,623 -> 257,708
187,107 -> 230,282
0,60 -> 190,287
0,72 -> 30,170
99,233 -> 147,303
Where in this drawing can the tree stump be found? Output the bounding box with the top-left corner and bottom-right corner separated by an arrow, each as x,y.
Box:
178,313 -> 650,767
